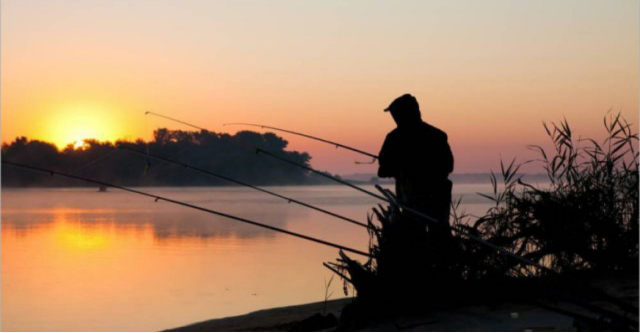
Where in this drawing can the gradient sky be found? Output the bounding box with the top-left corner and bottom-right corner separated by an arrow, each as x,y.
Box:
2,0 -> 638,174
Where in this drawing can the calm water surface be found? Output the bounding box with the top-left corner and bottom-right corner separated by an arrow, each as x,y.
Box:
2,184 -> 495,331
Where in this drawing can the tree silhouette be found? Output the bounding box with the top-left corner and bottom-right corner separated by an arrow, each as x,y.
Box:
2,129 -> 328,187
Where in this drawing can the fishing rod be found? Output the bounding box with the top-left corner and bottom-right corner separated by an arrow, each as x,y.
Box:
146,111 -> 378,161
220,122 -> 378,161
143,112 -> 549,268
2,160 -> 371,258
145,111 -> 208,132
118,145 -> 368,228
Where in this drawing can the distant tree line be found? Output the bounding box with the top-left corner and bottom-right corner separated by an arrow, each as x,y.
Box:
2,129 -> 334,187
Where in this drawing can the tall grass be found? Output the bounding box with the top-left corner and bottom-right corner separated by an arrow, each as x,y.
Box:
457,112 -> 638,275
332,113 -> 638,305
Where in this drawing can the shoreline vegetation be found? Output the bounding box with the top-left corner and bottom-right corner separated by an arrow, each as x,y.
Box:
2,128 -> 328,187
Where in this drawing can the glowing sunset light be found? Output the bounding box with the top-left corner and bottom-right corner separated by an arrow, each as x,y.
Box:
42,103 -> 129,149
0,1 -> 638,332
56,223 -> 111,251
1,0 -> 637,172
73,140 -> 87,149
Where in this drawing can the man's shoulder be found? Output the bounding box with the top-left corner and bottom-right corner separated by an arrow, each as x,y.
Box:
420,121 -> 448,140
385,128 -> 401,139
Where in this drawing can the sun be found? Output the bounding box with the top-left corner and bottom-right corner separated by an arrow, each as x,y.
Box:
44,104 -> 121,149
73,140 -> 87,149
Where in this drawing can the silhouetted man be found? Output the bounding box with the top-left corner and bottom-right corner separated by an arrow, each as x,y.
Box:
378,94 -> 454,236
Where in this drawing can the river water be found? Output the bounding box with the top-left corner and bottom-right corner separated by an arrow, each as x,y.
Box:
2,184 -> 496,331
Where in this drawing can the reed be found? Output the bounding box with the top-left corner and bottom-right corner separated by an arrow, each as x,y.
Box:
462,112 -> 639,275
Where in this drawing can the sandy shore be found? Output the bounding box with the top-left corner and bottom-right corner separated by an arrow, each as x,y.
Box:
166,274 -> 638,332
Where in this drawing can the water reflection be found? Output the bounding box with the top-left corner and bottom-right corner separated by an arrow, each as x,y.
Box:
1,185 -> 496,331
2,188 -> 303,241
2,187 -> 380,331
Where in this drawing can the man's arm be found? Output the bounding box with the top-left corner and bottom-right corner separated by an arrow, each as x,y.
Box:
377,133 -> 397,178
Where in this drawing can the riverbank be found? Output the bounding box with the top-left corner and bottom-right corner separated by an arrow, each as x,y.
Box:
166,274 -> 638,332
165,298 -> 579,331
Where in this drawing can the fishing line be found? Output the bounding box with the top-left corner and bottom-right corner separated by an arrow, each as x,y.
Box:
3,160 -> 372,258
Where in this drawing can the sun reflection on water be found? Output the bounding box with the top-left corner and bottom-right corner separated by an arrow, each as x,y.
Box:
56,223 -> 111,250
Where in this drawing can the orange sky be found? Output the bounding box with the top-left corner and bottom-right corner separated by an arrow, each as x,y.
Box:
1,0 -> 638,174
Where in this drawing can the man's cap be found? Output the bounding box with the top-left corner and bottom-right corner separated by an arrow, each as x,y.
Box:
384,94 -> 419,112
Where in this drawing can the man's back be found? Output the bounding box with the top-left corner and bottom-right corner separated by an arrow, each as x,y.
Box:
378,121 -> 454,188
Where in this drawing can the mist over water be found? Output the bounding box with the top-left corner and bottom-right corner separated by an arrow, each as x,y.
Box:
2,184 -> 498,331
